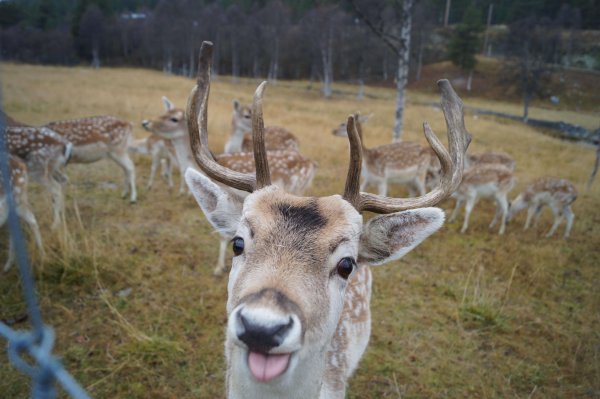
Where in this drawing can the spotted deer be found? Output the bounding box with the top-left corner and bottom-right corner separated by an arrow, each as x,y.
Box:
45,115 -> 137,203
226,99 -> 299,153
507,176 -> 577,238
1,155 -> 45,271
332,114 -> 431,197
184,42 -> 470,399
129,133 -> 177,190
6,124 -> 72,228
142,95 -> 316,276
467,151 -> 515,171
448,163 -> 516,235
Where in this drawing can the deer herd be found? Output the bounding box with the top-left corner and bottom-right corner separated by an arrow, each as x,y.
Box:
0,41 -> 584,397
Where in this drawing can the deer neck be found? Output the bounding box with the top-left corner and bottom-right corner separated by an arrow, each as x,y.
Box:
169,128 -> 195,172
226,340 -> 327,399
225,125 -> 246,153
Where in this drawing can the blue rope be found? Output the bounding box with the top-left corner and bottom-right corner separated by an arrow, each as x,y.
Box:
1,104 -> 92,399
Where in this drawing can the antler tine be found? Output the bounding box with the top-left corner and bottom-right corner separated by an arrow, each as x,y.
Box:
252,81 -> 271,189
356,79 -> 471,213
187,41 -> 256,192
343,115 -> 362,208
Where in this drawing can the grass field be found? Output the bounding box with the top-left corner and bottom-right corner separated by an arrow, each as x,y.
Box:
1,63 -> 599,398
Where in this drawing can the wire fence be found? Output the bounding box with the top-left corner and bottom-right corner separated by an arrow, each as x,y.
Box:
1,106 -> 92,398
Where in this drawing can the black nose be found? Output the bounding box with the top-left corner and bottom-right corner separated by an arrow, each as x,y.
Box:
142,120 -> 149,128
238,314 -> 293,353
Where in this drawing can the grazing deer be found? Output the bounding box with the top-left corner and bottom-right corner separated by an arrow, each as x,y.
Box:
142,96 -> 316,275
1,155 -> 45,272
45,115 -> 137,203
184,42 -> 470,399
467,151 -> 515,171
6,125 -> 72,228
507,176 -> 577,238
448,163 -> 516,235
226,99 -> 300,153
332,113 -> 431,197
129,132 -> 179,192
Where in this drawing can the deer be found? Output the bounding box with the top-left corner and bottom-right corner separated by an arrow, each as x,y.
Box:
183,41 -> 470,399
45,115 -> 137,203
332,113 -> 431,197
129,133 -> 177,190
1,155 -> 45,272
142,94 -> 317,276
507,176 -> 577,238
448,163 -> 516,235
467,151 -> 515,171
226,99 -> 300,153
6,124 -> 72,228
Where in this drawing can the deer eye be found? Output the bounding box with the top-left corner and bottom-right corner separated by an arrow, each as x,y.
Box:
336,257 -> 355,280
232,237 -> 245,256
170,117 -> 179,123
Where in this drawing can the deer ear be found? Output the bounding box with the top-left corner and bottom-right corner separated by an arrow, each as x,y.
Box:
358,208 -> 444,266
162,96 -> 175,111
233,99 -> 240,111
185,168 -> 243,238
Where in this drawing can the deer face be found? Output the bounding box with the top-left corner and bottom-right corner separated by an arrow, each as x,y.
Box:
142,97 -> 186,139
232,100 -> 252,133
331,114 -> 371,137
186,170 -> 444,391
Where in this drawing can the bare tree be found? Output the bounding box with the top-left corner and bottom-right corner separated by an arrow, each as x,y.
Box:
78,5 -> 105,68
351,0 -> 415,141
505,16 -> 559,122
301,6 -> 345,99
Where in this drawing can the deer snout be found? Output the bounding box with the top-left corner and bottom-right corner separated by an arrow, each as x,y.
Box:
141,120 -> 151,130
231,306 -> 301,354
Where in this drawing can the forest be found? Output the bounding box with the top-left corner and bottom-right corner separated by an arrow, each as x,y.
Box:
1,0 -> 599,83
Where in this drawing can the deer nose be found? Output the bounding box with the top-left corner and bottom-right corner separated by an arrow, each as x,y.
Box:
236,311 -> 294,353
141,120 -> 150,128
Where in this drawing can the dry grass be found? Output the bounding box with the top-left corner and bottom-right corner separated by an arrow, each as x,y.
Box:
1,63 -> 599,398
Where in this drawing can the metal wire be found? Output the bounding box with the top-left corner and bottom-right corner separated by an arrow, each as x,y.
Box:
1,104 -> 92,398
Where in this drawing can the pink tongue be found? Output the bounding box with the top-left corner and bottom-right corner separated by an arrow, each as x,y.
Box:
248,352 -> 291,382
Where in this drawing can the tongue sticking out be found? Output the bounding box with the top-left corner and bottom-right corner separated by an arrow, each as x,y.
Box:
248,352 -> 291,382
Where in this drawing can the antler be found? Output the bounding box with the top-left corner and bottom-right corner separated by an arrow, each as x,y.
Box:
187,41 -> 271,192
344,79 -> 471,213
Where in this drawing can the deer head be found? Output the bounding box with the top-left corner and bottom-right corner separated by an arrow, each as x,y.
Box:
185,42 -> 470,398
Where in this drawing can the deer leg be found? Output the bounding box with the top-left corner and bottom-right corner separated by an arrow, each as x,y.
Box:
562,206 -> 574,239
1,204 -> 13,272
545,205 -> 563,238
377,180 -> 388,197
16,204 -> 45,259
109,151 -> 137,203
460,197 -> 476,234
489,202 -> 501,229
47,178 -> 64,229
213,238 -> 228,276
497,195 -> 509,235
524,206 -> 536,230
532,204 -> 544,227
163,157 -> 174,188
147,152 -> 159,190
448,198 -> 463,222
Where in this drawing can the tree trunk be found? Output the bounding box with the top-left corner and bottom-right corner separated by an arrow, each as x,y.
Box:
393,0 -> 413,142
587,145 -> 600,191
231,36 -> 239,84
482,3 -> 493,55
444,0 -> 451,27
466,70 -> 473,92
357,79 -> 365,100
268,37 -> 279,83
91,44 -> 100,69
321,26 -> 334,99
415,29 -> 424,82
189,46 -> 195,78
523,92 -> 531,122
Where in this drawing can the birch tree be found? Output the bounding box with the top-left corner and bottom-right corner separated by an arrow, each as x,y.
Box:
351,0 -> 415,141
